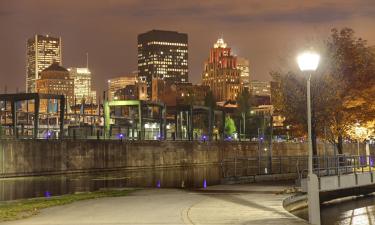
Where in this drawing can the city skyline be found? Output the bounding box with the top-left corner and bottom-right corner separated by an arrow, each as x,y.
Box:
1,0 -> 375,95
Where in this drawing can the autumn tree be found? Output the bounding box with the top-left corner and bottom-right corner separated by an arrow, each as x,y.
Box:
272,28 -> 375,155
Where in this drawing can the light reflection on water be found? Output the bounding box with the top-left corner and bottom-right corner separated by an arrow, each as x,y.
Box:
293,195 -> 375,225
0,166 -> 221,201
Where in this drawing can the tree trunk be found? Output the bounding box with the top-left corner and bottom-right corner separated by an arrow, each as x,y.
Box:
337,135 -> 343,155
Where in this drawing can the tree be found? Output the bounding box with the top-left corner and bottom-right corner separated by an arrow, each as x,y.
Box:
204,90 -> 216,110
272,27 -> 375,155
224,116 -> 236,138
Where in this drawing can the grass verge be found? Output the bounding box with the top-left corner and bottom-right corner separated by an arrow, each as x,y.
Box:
0,189 -> 134,222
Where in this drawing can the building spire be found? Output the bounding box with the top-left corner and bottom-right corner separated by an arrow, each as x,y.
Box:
86,52 -> 89,68
214,37 -> 227,48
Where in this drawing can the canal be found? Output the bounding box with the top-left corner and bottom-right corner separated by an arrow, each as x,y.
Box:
0,165 -> 221,201
293,194 -> 375,225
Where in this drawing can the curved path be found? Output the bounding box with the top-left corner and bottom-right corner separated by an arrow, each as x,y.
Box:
1,184 -> 308,225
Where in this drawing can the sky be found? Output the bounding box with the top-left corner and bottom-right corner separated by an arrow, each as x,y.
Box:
0,0 -> 375,96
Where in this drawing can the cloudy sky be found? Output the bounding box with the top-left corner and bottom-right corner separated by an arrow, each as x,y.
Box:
0,0 -> 374,95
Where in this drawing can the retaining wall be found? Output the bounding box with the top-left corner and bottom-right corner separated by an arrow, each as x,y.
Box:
0,140 -> 373,177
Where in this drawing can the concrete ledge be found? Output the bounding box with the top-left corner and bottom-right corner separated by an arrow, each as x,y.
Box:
283,194 -> 307,212
221,173 -> 298,184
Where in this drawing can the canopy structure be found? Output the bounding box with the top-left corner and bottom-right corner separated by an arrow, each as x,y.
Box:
103,100 -> 166,140
0,93 -> 65,139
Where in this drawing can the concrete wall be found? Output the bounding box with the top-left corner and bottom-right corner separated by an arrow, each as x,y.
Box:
0,140 -> 373,178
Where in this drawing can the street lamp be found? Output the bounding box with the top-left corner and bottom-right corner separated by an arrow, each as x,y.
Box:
297,50 -> 321,225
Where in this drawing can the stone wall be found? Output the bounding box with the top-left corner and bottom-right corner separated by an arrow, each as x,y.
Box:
0,140 -> 373,177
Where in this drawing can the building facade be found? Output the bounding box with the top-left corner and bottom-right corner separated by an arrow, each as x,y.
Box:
26,34 -> 62,93
237,57 -> 250,91
155,82 -> 209,106
251,81 -> 271,97
138,30 -> 188,99
107,75 -> 137,100
68,67 -> 96,103
36,62 -> 74,110
201,38 -> 242,102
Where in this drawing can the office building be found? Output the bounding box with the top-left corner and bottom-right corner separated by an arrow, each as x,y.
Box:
68,67 -> 96,103
237,57 -> 250,91
201,38 -> 242,102
26,34 -> 62,93
36,62 -> 74,110
251,81 -> 271,97
138,30 -> 188,99
108,75 -> 137,100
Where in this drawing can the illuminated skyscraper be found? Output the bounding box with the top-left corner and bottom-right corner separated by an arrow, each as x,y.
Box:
68,67 -> 96,103
137,30 -> 188,99
107,75 -> 137,100
237,57 -> 250,91
201,38 -> 242,102
26,34 -> 62,93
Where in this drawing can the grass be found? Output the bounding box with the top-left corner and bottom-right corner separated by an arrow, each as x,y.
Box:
0,188 -> 134,222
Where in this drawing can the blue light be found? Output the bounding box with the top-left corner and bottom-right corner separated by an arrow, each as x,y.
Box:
203,179 -> 207,189
44,191 -> 51,198
156,180 -> 161,188
202,135 -> 207,141
117,133 -> 125,140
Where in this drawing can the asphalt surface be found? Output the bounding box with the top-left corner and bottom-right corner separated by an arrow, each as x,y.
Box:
1,184 -> 308,225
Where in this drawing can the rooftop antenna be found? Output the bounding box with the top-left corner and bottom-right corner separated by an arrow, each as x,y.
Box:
86,52 -> 89,68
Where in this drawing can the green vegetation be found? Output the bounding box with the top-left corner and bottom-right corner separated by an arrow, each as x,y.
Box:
0,189 -> 133,222
224,116 -> 236,137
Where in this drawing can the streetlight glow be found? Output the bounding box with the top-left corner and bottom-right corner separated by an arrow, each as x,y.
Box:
297,51 -> 320,72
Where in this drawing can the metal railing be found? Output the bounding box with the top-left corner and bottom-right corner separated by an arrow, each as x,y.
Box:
221,155 -> 375,180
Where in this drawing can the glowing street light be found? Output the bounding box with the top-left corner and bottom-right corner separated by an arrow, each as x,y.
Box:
297,50 -> 321,225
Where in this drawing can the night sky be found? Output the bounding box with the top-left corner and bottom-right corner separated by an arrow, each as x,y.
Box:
0,0 -> 374,96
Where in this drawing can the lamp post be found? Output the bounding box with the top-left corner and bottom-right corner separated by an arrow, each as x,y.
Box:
297,50 -> 321,225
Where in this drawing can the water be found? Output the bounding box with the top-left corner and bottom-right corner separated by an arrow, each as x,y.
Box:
0,165 -> 221,201
293,195 -> 375,225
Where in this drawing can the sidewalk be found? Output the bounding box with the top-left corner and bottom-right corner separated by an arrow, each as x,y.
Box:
1,183 -> 308,225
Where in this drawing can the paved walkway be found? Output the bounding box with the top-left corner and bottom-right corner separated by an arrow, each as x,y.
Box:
1,184 -> 308,225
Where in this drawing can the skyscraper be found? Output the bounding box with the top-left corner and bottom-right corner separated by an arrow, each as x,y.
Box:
237,57 -> 250,91
137,30 -> 188,99
26,34 -> 62,93
68,67 -> 96,103
107,75 -> 137,100
201,38 -> 242,102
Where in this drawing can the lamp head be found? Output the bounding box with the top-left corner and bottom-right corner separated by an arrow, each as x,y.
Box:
297,51 -> 320,72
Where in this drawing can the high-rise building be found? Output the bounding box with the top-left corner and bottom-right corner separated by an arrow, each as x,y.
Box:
251,81 -> 271,97
68,67 -> 96,103
137,30 -> 188,99
36,62 -> 74,110
107,75 -> 137,100
201,38 -> 242,102
26,34 -> 62,93
237,57 -> 250,91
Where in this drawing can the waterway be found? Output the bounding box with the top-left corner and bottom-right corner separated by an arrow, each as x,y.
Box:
0,165 -> 221,201
293,195 -> 375,225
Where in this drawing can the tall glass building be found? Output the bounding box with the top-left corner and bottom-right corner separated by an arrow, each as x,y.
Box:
137,30 -> 188,99
68,67 -> 96,104
26,34 -> 62,93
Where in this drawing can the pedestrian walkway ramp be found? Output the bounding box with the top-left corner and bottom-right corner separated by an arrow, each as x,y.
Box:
300,155 -> 375,202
